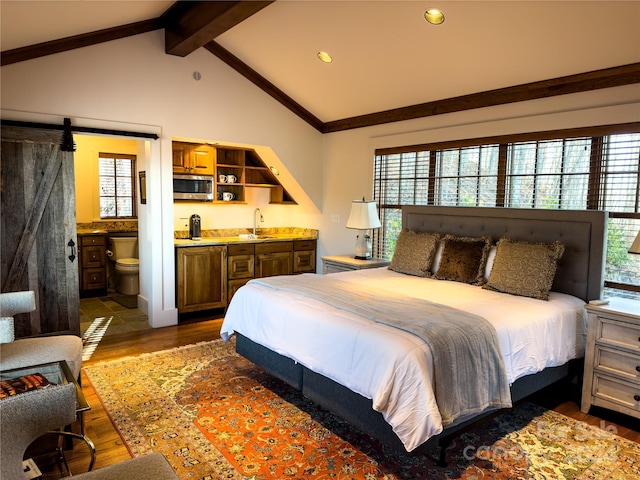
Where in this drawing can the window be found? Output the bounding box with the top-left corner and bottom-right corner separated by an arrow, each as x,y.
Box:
505,138 -> 591,210
373,124 -> 640,298
99,153 -> 137,218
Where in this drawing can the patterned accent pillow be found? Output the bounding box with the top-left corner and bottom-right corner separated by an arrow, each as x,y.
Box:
482,238 -> 565,300
434,235 -> 493,285
389,229 -> 441,277
0,373 -> 52,399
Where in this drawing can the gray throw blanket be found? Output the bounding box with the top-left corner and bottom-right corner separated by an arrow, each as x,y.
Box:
250,274 -> 512,426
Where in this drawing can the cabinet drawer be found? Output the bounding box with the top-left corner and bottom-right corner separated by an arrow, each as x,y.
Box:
256,242 -> 292,254
294,250 -> 315,273
294,240 -> 316,251
324,263 -> 355,274
83,268 -> 107,290
228,255 -> 255,279
256,251 -> 292,277
82,245 -> 106,268
228,278 -> 252,303
592,373 -> 640,413
80,235 -> 106,246
595,346 -> 640,380
228,244 -> 255,256
598,318 -> 640,352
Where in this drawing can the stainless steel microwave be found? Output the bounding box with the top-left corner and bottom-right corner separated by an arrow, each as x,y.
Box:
173,174 -> 214,201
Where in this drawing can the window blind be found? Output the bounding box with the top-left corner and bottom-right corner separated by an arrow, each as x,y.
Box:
373,125 -> 640,297
99,153 -> 137,219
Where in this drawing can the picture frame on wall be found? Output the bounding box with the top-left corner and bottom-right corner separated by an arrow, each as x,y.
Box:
139,171 -> 147,204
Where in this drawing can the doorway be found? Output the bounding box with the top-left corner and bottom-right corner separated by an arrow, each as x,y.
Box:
74,135 -> 147,339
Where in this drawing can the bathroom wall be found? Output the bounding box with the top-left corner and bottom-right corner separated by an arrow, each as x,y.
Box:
74,134 -> 139,225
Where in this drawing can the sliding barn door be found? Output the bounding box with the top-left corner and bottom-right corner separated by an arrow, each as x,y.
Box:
1,126 -> 80,337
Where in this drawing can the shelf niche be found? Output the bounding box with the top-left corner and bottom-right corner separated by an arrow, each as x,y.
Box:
172,141 -> 296,204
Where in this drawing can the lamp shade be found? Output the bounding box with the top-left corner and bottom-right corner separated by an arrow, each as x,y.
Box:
346,200 -> 381,230
629,230 -> 640,254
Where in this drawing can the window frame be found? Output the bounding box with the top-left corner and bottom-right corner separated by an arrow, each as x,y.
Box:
373,122 -> 640,296
98,152 -> 138,219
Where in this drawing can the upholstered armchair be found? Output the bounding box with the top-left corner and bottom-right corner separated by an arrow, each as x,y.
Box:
0,381 -> 178,480
0,291 -> 83,380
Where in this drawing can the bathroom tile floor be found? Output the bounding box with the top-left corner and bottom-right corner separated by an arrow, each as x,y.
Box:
80,291 -> 151,337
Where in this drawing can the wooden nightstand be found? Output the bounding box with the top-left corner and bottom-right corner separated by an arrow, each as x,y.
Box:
321,255 -> 390,274
581,297 -> 640,419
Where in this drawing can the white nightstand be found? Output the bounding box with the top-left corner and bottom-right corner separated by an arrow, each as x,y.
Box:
581,297 -> 640,419
321,255 -> 391,274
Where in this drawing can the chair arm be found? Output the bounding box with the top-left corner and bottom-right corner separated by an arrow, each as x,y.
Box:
0,291 -> 36,316
0,383 -> 76,480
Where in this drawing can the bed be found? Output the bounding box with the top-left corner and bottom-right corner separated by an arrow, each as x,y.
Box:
221,206 -> 607,460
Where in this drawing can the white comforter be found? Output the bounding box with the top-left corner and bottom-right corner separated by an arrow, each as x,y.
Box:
221,267 -> 587,451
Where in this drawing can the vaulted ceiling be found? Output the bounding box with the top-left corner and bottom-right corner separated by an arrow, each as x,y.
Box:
2,1 -> 640,133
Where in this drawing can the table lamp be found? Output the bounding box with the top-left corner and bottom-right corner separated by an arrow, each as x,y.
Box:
346,198 -> 381,259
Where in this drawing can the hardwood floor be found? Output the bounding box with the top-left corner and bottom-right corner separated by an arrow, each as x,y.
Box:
35,318 -> 224,477
38,317 -> 640,477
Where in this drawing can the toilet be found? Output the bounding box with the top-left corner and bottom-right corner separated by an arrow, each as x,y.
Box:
108,237 -> 139,295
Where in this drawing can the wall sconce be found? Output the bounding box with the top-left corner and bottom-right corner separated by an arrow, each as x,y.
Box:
346,198 -> 381,259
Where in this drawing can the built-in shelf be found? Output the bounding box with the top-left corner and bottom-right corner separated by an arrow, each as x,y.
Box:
172,142 -> 296,204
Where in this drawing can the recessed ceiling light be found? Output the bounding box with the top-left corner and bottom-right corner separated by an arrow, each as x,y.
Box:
424,9 -> 445,25
317,51 -> 333,63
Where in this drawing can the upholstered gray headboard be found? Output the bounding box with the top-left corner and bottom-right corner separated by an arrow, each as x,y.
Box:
402,206 -> 607,302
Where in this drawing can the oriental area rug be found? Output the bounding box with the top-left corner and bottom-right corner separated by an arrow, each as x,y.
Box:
84,339 -> 640,480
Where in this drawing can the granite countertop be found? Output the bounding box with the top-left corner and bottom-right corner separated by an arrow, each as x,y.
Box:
77,229 -> 109,235
175,232 -> 317,247
78,226 -> 318,245
77,221 -> 138,236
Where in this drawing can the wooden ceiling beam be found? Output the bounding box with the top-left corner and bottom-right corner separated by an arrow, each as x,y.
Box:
205,41 -> 324,132
0,19 -> 162,67
205,39 -> 640,134
2,3 -> 638,134
323,63 -> 640,133
164,1 -> 274,57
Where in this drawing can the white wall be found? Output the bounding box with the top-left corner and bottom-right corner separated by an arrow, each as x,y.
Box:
319,85 -> 640,258
1,31 -> 323,327
2,31 -> 640,327
74,135 -> 139,223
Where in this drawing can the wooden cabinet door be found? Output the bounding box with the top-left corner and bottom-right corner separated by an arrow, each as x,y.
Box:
172,142 -> 215,175
293,250 -> 316,273
255,242 -> 292,278
172,142 -> 191,173
256,252 -> 292,278
176,246 -> 227,313
190,144 -> 215,175
293,240 -> 316,273
1,126 -> 80,337
228,278 -> 252,304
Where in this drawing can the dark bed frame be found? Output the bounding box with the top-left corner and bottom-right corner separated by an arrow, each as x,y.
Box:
236,206 -> 608,461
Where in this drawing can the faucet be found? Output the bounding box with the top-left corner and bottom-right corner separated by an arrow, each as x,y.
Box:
253,208 -> 264,236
